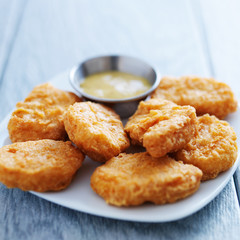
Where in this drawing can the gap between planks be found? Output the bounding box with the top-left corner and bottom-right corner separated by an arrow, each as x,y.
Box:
187,0 -> 240,206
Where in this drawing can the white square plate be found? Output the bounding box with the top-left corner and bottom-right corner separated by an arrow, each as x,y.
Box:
0,72 -> 239,222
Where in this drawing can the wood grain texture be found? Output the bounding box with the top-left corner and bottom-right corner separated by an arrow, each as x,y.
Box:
191,0 -> 240,96
0,180 -> 239,240
193,0 -> 240,205
0,0 -> 27,87
0,0 -> 240,239
0,0 -> 209,120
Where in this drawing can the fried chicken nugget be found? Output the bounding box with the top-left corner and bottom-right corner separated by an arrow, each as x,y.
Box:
125,99 -> 197,157
151,76 -> 237,119
175,114 -> 238,181
64,102 -> 130,162
0,140 -> 84,192
8,83 -> 81,142
91,152 -> 202,206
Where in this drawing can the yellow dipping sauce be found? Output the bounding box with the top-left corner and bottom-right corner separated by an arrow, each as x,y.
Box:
80,71 -> 151,99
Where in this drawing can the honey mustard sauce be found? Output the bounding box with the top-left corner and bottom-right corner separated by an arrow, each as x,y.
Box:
80,71 -> 151,99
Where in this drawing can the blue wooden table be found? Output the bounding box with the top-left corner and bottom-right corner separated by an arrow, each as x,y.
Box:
0,0 -> 240,239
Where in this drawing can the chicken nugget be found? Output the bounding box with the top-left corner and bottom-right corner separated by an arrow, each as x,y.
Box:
91,152 -> 202,206
151,76 -> 237,119
0,140 -> 84,192
175,114 -> 238,181
125,99 -> 197,157
8,83 -> 81,142
64,102 -> 130,162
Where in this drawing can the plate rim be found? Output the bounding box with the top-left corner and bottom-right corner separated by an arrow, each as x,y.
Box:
0,72 -> 239,223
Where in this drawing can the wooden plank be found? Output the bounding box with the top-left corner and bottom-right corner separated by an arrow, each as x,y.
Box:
191,0 -> 240,94
191,0 -> 240,205
0,0 -> 211,120
0,0 -> 240,239
0,0 -> 27,88
0,180 -> 239,240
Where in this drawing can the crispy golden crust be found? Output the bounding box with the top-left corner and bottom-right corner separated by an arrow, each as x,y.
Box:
151,76 -> 238,119
64,102 -> 130,162
125,99 -> 197,157
0,140 -> 84,192
175,114 -> 238,181
91,152 -> 202,206
8,83 -> 81,142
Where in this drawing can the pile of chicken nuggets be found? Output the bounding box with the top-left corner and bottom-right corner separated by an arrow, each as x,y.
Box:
0,76 -> 238,207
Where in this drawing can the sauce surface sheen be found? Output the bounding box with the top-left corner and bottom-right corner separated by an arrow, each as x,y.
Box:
80,71 -> 151,99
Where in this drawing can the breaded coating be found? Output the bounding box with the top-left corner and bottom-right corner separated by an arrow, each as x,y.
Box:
8,83 -> 81,142
91,152 -> 202,206
0,140 -> 84,192
64,102 -> 130,162
125,99 -> 197,157
175,114 -> 238,181
151,76 -> 237,119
